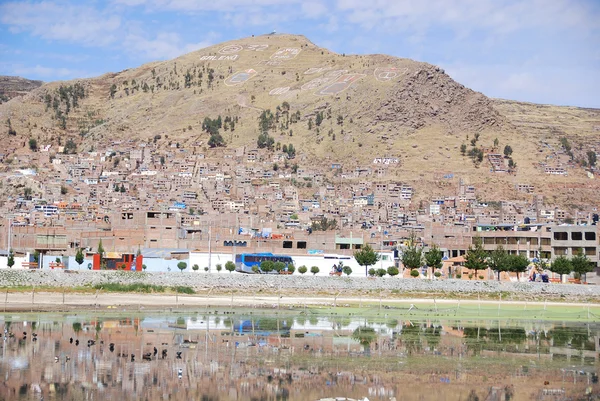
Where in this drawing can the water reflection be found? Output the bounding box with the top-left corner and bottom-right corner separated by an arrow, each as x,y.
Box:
1,311 -> 598,401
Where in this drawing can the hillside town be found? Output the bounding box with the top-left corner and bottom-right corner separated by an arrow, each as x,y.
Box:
0,138 -> 598,282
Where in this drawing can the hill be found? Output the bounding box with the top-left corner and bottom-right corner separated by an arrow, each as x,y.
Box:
0,34 -> 598,206
0,75 -> 43,104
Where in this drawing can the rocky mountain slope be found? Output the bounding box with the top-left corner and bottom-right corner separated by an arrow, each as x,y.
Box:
0,34 -> 598,205
0,75 -> 43,104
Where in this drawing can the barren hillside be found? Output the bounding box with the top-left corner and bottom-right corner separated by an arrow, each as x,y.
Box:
0,75 -> 43,104
0,34 -> 598,206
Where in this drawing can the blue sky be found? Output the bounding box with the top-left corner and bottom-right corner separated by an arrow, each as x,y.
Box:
1,0 -> 599,107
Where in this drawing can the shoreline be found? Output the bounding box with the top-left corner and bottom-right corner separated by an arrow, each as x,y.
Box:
2,291 -> 599,321
1,270 -> 599,316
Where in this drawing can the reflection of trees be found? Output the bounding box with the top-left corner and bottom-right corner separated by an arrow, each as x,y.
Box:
548,327 -> 594,350
333,316 -> 351,329
386,319 -> 399,330
72,322 -> 82,333
352,326 -> 377,354
399,324 -> 422,355
463,327 -> 527,354
423,325 -> 441,348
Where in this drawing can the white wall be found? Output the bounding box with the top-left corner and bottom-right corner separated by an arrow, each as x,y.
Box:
187,251 -> 395,276
0,255 -> 28,269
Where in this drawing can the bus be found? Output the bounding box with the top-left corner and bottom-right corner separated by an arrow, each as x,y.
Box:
235,253 -> 294,273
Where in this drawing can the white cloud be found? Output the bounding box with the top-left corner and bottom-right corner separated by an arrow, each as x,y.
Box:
0,2 -> 121,46
124,31 -> 217,60
112,0 -> 303,12
301,1 -> 328,18
334,0 -> 599,37
8,64 -> 94,79
0,1 -> 220,62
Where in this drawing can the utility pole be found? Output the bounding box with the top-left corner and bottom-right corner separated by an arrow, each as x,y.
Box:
208,225 -> 212,272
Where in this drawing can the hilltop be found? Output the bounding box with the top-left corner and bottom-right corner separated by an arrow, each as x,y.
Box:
0,75 -> 43,104
0,34 -> 598,205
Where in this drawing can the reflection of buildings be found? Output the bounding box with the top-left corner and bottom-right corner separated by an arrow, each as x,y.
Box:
1,316 -> 598,401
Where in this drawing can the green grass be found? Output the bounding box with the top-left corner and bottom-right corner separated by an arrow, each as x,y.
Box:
91,283 -> 195,294
93,283 -> 166,293
171,286 -> 195,294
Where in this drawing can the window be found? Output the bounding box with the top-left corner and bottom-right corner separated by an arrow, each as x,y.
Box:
529,238 -> 538,245
585,247 -> 596,256
571,232 -> 582,241
541,238 -> 551,246
339,243 -> 350,250
296,241 -> 307,249
554,247 -> 568,256
553,232 -> 568,241
283,241 -> 293,249
585,232 -> 596,241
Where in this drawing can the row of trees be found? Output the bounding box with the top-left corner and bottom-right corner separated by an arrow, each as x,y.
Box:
465,239 -> 594,281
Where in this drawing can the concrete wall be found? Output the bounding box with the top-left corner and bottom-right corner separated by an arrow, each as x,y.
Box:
187,251 -> 395,276
0,255 -> 28,269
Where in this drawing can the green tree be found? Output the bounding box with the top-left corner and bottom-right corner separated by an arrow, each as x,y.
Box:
216,263 -> 223,272
488,245 -> 508,280
401,235 -> 423,271
587,150 -> 597,167
97,239 -> 104,259
464,237 -> 487,278
387,266 -> 399,276
177,261 -> 187,272
376,268 -> 387,277
225,261 -> 236,273
310,266 -> 320,275
368,268 -> 376,277
503,145 -> 513,157
506,254 -> 529,280
460,144 -> 467,155
208,132 -> 225,148
192,264 -> 199,271
298,265 -> 307,274
28,138 -> 38,151
354,244 -> 380,277
63,139 -> 77,154
571,249 -> 593,282
142,264 -> 147,271
550,256 -> 572,281
260,261 -> 273,273
424,244 -> 443,278
7,249 -> 15,268
75,248 -> 84,267
342,265 -> 352,276
257,132 -> 274,149
60,185 -> 68,195
410,269 -> 420,278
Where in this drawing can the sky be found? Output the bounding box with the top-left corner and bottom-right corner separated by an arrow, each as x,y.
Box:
1,0 -> 599,108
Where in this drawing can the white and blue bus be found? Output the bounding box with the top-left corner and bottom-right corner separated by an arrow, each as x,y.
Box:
235,253 -> 294,273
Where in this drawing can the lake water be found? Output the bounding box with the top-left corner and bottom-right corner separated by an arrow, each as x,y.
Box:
1,308 -> 598,401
